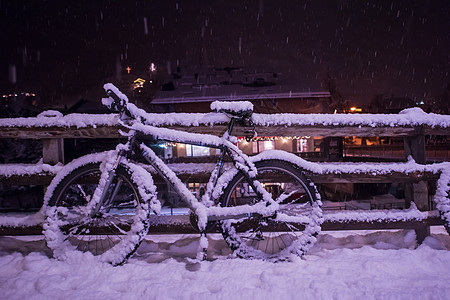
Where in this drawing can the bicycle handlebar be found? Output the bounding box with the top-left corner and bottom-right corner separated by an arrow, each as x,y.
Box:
105,89 -> 133,121
105,90 -> 125,110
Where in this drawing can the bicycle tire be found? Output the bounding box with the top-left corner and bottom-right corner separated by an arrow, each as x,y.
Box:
220,159 -> 322,260
44,162 -> 153,266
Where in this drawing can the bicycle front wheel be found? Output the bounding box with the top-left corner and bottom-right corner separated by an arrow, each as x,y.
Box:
220,159 -> 322,261
44,162 -> 152,265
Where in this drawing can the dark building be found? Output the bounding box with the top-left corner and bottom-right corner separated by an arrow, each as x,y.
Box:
150,67 -> 332,114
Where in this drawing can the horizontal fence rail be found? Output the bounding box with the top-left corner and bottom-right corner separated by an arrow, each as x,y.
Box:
0,214 -> 444,236
0,162 -> 443,185
1,111 -> 449,139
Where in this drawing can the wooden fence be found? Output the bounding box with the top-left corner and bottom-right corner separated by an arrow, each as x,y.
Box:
0,112 -> 449,241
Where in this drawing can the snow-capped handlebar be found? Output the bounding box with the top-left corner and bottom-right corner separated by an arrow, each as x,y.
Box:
105,89 -> 126,111
104,89 -> 133,121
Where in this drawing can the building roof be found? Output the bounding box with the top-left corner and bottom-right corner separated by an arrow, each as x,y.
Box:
152,67 -> 330,104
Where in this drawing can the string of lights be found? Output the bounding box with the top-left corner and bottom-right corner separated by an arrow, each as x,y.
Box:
237,136 -> 311,142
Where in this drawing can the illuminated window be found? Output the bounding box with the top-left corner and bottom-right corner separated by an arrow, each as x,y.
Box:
314,139 -> 322,152
263,140 -> 275,151
252,141 -> 258,153
186,145 -> 210,157
252,140 -> 275,153
296,139 -> 308,152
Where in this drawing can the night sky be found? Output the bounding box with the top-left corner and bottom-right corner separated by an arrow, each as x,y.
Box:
1,0 -> 449,108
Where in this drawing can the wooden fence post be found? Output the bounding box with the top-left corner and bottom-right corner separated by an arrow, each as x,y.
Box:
403,127 -> 429,243
42,138 -> 64,165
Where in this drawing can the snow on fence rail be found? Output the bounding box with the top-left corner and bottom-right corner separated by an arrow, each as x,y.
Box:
0,107 -> 449,139
0,109 -> 449,239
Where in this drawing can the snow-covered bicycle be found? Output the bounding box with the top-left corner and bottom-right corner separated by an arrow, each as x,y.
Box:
43,84 -> 322,265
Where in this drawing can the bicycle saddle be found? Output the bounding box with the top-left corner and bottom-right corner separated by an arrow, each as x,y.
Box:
210,101 -> 253,118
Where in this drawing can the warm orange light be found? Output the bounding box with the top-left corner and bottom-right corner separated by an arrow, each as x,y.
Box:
133,78 -> 146,90
350,107 -> 362,113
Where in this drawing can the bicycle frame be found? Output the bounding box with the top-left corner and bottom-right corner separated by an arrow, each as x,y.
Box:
96,89 -> 279,231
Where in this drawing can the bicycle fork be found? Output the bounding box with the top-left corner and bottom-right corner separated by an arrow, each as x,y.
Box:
90,150 -> 126,217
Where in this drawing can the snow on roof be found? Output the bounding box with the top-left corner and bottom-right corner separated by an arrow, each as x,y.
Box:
152,67 -> 330,104
152,91 -> 331,104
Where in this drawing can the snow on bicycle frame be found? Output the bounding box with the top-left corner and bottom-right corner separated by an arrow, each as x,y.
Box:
102,83 -> 279,229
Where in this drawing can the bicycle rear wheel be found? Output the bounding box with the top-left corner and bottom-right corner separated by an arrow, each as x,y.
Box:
44,162 -> 152,265
220,159 -> 322,260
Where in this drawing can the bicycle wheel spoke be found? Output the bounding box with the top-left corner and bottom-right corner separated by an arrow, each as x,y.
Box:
274,232 -> 283,252
264,232 -> 271,253
275,187 -> 303,204
98,235 -> 103,255
105,234 -> 115,250
75,184 -> 91,203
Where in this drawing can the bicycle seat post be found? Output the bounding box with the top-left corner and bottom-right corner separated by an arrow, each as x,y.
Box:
227,118 -> 237,137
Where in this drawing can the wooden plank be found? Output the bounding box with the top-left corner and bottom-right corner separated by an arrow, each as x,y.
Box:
42,139 -> 64,164
414,226 -> 430,244
163,124 -> 423,138
0,225 -> 43,235
307,171 -> 440,184
250,124 -> 420,138
0,215 -> 444,235
0,125 -> 122,139
423,125 -> 450,136
404,132 -> 426,164
320,216 -> 445,231
1,123 -> 448,140
0,173 -> 55,186
0,169 -> 441,186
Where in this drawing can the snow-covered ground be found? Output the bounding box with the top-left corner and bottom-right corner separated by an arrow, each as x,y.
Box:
1,228 -> 449,299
